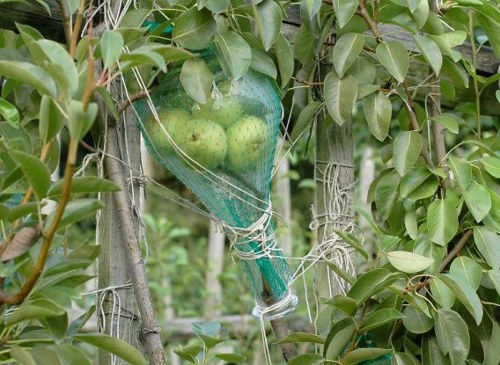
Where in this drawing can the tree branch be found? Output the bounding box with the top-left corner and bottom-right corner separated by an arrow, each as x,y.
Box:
438,230 -> 473,272
270,319 -> 298,361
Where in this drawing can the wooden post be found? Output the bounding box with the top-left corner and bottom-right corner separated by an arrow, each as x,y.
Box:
274,143 -> 293,257
314,110 -> 356,303
97,108 -> 142,365
204,219 -> 225,318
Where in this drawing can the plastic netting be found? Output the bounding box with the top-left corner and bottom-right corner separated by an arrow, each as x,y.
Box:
134,52 -> 297,319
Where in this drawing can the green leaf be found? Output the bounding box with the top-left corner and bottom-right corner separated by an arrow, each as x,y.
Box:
434,309 -> 469,365
39,95 -> 65,144
36,39 -> 78,97
375,170 -> 401,220
334,230 -> 369,259
387,251 -> 433,273
376,41 -> 409,83
67,100 -> 98,140
73,333 -> 147,365
250,47 -> 277,78
464,181 -> 491,222
422,336 -> 452,365
213,353 -> 246,363
302,0 -> 321,19
414,34 -> 442,75
427,198 -> 458,246
429,31 -> 466,63
31,348 -> 62,365
274,34 -> 294,87
332,0 -> 358,28
5,299 -> 65,326
474,226 -> 500,269
429,277 -> 455,309
53,344 -> 92,365
393,131 -> 422,176
348,268 -> 402,305
324,72 -> 358,126
172,7 -> 216,50
321,295 -> 358,316
363,91 -> 392,142
360,308 -> 405,332
10,346 -> 36,365
431,114 -> 460,134
400,168 -> 430,198
294,25 -> 315,65
290,101 -> 321,142
275,332 -> 325,344
0,97 -> 20,127
332,33 -> 365,78
482,156 -> 500,178
0,61 -> 57,96
437,274 -> 483,325
48,176 -> 120,197
45,198 -> 104,231
120,46 -> 166,73
448,156 -> 471,190
324,317 -> 356,360
403,305 -> 434,334
449,256 -> 482,291
180,58 -> 214,104
10,149 -> 50,200
100,30 -> 124,70
288,353 -> 323,365
119,8 -> 150,28
342,348 -> 392,365
213,31 -> 251,79
484,322 -> 500,365
487,270 -> 500,297
392,352 -> 417,365
253,0 -> 282,51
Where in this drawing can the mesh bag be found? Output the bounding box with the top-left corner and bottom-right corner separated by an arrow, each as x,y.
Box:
135,51 -> 297,319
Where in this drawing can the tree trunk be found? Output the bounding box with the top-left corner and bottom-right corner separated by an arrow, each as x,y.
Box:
314,111 -> 356,307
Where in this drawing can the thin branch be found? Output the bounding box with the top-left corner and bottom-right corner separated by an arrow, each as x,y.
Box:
0,140 -> 78,305
69,1 -> 85,59
103,125 -> 165,364
438,230 -> 473,272
270,319 -> 298,361
56,0 -> 72,46
117,90 -> 150,116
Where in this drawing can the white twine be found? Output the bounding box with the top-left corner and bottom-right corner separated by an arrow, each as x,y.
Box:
222,201 -> 281,261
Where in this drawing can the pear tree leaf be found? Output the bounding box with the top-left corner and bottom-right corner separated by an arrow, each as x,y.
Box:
324,72 -> 358,126
393,131 -> 422,176
332,33 -> 365,78
253,0 -> 282,51
414,34 -> 442,75
427,198 -> 458,245
180,58 -> 214,104
434,309 -> 470,365
213,31 -> 251,79
387,251 -> 434,273
363,91 -> 392,142
376,41 -> 409,83
100,30 -> 124,70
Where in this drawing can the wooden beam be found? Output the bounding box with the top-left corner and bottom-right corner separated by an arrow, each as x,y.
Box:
0,0 -> 65,42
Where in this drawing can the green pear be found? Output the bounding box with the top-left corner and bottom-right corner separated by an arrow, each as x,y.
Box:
177,118 -> 228,169
145,108 -> 191,155
192,96 -> 244,129
225,116 -> 268,172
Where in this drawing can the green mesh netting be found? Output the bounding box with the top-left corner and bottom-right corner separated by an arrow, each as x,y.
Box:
135,52 -> 297,319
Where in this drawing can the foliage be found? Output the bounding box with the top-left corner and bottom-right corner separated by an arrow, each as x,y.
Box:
0,0 -> 499,364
